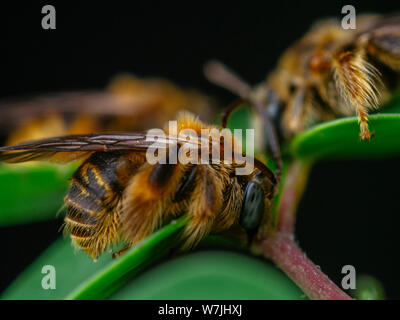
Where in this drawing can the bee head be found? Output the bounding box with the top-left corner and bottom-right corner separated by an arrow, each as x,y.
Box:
239,179 -> 265,232
239,167 -> 274,238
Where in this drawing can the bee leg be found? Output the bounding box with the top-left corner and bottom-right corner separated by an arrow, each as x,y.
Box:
356,104 -> 373,140
180,165 -> 224,250
120,162 -> 181,245
332,49 -> 382,140
357,31 -> 400,141
211,177 -> 245,242
112,244 -> 133,259
282,87 -> 307,135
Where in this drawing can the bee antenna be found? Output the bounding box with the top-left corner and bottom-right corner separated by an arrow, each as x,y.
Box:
204,60 -> 252,98
204,60 -> 282,184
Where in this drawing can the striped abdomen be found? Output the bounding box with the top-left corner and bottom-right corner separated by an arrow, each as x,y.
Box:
64,151 -> 143,259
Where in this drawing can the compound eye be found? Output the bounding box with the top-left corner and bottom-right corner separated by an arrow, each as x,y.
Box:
239,181 -> 265,231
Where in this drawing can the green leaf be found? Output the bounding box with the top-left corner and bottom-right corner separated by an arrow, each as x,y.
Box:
224,104 -> 253,132
1,237 -> 112,299
351,274 -> 386,300
109,250 -> 306,300
0,163 -> 77,226
1,216 -> 189,300
290,94 -> 400,160
290,114 -> 400,160
67,216 -> 189,300
1,215 -> 305,300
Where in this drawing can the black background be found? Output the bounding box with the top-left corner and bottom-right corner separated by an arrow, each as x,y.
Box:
1,1 -> 400,299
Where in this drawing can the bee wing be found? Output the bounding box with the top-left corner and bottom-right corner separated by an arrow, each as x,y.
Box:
0,132 -> 278,193
0,133 -> 205,164
0,91 -> 158,133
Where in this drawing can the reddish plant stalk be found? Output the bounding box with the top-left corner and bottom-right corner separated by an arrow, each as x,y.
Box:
254,160 -> 352,300
260,232 -> 352,300
275,160 -> 310,233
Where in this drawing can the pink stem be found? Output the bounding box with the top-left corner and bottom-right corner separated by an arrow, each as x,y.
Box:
254,160 -> 352,300
260,232 -> 352,300
275,160 -> 310,233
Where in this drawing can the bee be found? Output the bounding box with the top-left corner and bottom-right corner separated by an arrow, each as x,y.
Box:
0,73 -> 214,145
0,113 -> 277,260
205,13 -> 400,145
